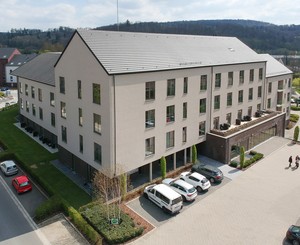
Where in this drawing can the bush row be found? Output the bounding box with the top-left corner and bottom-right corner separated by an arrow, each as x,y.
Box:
81,203 -> 143,244
290,113 -> 300,123
244,153 -> 264,168
291,105 -> 300,111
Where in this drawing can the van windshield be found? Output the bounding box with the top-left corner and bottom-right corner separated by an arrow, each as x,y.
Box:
172,196 -> 182,205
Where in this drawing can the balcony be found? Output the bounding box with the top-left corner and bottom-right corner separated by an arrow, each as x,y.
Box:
210,110 -> 281,137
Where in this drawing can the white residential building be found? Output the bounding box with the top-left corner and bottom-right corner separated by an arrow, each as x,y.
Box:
13,30 -> 292,184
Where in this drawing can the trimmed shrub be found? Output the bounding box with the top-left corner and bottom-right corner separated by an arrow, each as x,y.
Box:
291,105 -> 300,111
290,114 -> 300,123
230,161 -> 238,168
294,126 -> 299,142
192,145 -> 197,164
240,146 -> 245,169
160,156 -> 166,179
249,150 -> 257,155
35,195 -> 64,221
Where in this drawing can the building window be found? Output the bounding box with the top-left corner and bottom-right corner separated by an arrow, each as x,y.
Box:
51,112 -> 55,127
257,104 -> 261,111
183,77 -> 188,94
237,109 -> 243,120
60,102 -> 66,119
20,98 -> 23,109
182,127 -> 187,143
31,86 -> 35,99
50,92 -> 55,107
213,117 -> 219,130
268,82 -> 272,93
25,84 -> 28,96
183,102 -> 187,119
145,109 -> 155,128
145,81 -> 155,100
166,131 -> 175,148
258,86 -> 262,98
248,106 -> 252,116
278,80 -> 284,90
200,75 -> 207,91
19,82 -> 22,94
239,70 -> 244,84
166,105 -> 175,123
199,121 -> 206,136
259,68 -> 263,80
61,126 -> 67,143
228,72 -> 233,86
287,92 -> 290,102
79,135 -> 83,153
267,98 -> 271,108
200,98 -> 206,113
93,113 -> 101,134
288,78 -> 291,88
79,108 -> 83,126
145,137 -> 155,156
227,92 -> 232,106
38,88 -> 42,102
26,101 -> 29,112
214,95 -> 220,110
59,77 -> 65,94
250,69 -> 254,82
78,80 -> 82,99
39,107 -> 43,120
167,79 -> 175,96
238,90 -> 243,103
32,104 -> 36,116
248,88 -> 253,101
93,83 -> 101,104
226,113 -> 231,124
215,73 -> 221,88
94,143 -> 102,164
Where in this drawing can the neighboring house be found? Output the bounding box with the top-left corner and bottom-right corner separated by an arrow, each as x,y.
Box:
5,54 -> 37,87
0,48 -> 21,87
12,30 -> 292,185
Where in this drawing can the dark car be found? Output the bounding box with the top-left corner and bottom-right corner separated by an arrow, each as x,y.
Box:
191,163 -> 223,183
286,225 -> 300,245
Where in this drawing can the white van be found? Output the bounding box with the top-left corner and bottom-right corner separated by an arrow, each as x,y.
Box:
144,183 -> 183,214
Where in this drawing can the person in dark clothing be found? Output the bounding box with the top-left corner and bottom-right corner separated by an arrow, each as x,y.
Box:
289,156 -> 293,167
296,155 -> 299,169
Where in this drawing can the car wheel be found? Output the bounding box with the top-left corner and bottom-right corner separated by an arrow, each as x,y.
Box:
210,177 -> 215,183
196,186 -> 203,192
293,240 -> 300,245
143,193 -> 148,199
182,195 -> 187,202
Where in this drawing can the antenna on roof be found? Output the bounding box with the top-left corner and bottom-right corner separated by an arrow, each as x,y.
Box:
117,0 -> 119,31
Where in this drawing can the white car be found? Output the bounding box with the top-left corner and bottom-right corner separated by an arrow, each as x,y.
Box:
180,171 -> 211,192
0,160 -> 18,176
162,178 -> 197,202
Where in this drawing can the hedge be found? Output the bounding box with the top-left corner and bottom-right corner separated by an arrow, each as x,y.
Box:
291,105 -> 300,111
290,114 -> 300,123
81,203 -> 143,244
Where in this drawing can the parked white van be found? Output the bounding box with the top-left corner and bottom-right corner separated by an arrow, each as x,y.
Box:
144,183 -> 183,214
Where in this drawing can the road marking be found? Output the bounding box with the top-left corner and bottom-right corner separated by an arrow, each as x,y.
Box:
0,175 -> 51,245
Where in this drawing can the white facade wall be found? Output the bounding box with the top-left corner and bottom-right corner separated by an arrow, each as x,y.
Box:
18,78 -> 57,135
5,66 -> 18,84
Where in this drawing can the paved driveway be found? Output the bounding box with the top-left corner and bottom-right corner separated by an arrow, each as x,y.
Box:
129,139 -> 300,245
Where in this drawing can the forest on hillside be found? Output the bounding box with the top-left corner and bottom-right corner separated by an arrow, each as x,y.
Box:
1,20 -> 300,55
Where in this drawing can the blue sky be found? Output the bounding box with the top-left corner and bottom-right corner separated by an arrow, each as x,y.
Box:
1,0 -> 300,32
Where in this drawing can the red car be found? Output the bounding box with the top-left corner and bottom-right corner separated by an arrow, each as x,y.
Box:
12,176 -> 32,194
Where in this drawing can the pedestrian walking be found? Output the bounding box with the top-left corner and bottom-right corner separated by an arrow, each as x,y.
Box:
289,156 -> 293,167
296,155 -> 299,169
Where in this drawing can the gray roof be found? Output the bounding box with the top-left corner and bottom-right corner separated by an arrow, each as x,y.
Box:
76,29 -> 266,75
6,54 -> 37,67
260,54 -> 293,77
0,48 -> 19,59
12,52 -> 61,86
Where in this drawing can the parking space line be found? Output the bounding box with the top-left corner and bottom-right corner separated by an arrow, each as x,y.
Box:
0,175 -> 51,245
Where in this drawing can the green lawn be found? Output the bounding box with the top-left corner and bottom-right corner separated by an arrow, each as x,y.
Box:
0,106 -> 91,209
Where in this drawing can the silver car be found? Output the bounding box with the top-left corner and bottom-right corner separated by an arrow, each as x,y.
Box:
0,160 -> 18,176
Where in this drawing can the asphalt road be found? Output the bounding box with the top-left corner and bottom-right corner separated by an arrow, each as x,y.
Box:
0,176 -> 49,244
127,177 -> 231,227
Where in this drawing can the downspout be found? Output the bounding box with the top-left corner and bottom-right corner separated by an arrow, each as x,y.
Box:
209,66 -> 213,131
113,75 -> 117,176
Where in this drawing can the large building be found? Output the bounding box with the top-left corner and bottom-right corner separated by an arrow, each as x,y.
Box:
0,48 -> 21,87
13,30 -> 292,184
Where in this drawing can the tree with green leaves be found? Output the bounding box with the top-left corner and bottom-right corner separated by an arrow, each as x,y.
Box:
240,146 -> 245,169
160,156 -> 167,179
294,126 -> 299,142
192,145 -> 197,164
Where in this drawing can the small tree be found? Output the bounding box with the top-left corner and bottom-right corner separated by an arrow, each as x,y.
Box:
294,126 -> 299,142
160,156 -> 167,179
192,145 -> 197,164
120,173 -> 127,201
240,146 -> 245,169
